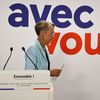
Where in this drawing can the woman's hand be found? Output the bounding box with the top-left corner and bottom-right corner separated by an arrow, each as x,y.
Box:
50,69 -> 61,77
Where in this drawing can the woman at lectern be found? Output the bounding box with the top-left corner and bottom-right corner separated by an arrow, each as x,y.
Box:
25,20 -> 61,77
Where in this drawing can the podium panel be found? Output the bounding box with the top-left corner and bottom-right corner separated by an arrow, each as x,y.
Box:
0,70 -> 53,100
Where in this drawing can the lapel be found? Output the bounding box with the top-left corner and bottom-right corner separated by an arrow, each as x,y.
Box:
36,39 -> 47,60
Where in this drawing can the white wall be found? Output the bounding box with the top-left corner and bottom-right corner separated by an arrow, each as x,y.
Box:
0,0 -> 100,100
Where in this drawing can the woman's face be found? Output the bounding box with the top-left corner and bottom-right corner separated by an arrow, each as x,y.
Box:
43,26 -> 54,44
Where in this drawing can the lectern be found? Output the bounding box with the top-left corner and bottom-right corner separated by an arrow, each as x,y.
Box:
0,70 -> 53,100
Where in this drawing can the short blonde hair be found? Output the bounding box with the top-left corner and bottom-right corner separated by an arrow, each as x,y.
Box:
35,20 -> 55,35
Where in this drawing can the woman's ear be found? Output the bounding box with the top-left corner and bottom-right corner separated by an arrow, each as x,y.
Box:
40,30 -> 45,36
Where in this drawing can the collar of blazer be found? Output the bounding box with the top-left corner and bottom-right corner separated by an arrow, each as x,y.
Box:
36,39 -> 48,60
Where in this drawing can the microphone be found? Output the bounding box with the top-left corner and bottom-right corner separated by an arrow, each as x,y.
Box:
22,47 -> 38,70
3,47 -> 13,70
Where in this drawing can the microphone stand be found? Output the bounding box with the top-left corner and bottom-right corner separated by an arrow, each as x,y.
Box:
3,47 -> 13,70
